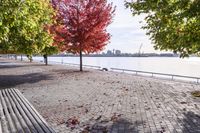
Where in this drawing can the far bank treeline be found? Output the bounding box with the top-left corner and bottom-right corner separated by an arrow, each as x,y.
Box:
0,0 -> 115,70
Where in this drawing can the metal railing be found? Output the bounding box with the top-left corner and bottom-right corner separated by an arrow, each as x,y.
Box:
110,68 -> 200,83
48,61 -> 101,69
82,64 -> 101,69
8,56 -> 101,70
4,55 -> 199,83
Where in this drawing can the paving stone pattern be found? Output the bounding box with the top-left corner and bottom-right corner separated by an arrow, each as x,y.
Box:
0,58 -> 200,133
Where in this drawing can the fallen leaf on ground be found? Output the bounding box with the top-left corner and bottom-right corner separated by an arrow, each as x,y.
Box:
57,119 -> 65,125
96,115 -> 102,121
111,113 -> 121,122
81,126 -> 90,133
66,117 -> 80,128
85,108 -> 89,113
180,101 -> 187,104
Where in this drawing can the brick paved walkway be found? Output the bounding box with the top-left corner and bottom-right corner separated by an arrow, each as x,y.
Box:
0,58 -> 200,133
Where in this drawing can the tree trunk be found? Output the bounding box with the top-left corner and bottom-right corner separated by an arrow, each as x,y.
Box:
15,54 -> 17,60
27,55 -> 33,62
30,57 -> 33,62
80,50 -> 83,71
21,54 -> 23,61
46,56 -> 48,65
43,54 -> 48,65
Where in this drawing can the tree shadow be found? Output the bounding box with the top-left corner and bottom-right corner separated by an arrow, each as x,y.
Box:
0,73 -> 53,89
52,69 -> 90,74
0,61 -> 11,64
0,62 -> 54,69
67,116 -> 144,133
89,118 -> 143,133
182,111 -> 200,133
0,62 -> 25,69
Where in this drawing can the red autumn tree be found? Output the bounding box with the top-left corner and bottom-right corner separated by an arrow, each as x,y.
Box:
51,0 -> 115,71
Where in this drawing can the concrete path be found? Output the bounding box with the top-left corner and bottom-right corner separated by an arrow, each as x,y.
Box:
0,58 -> 200,133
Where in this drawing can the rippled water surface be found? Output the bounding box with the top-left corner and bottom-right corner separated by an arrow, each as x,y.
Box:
28,56 -> 200,77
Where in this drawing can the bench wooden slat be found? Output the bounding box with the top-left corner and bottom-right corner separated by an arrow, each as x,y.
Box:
0,88 -> 56,133
7,89 -> 38,133
14,89 -> 55,133
0,92 -> 9,133
0,91 -> 16,132
5,89 -> 31,133
9,89 -> 44,133
2,90 -> 23,133
0,119 -> 1,133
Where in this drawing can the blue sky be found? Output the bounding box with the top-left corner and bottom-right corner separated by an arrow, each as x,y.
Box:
105,0 -> 159,53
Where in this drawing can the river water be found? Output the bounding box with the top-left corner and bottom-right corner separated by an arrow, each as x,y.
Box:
28,56 -> 200,78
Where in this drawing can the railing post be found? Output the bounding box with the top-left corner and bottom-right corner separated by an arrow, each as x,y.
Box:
61,58 -> 63,64
93,67 -> 200,83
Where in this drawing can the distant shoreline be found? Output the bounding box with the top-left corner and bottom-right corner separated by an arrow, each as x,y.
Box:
3,53 -> 198,58
0,53 -> 180,58
39,55 -> 179,58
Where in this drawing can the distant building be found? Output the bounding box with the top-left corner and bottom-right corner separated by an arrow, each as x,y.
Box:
106,50 -> 112,55
160,53 -> 174,57
112,49 -> 115,55
102,52 -> 106,55
115,50 -> 121,55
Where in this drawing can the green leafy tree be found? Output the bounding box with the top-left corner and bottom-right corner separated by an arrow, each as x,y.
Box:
125,0 -> 200,57
0,0 -> 55,61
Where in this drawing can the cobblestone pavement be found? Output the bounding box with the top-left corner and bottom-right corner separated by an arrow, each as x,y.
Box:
0,58 -> 200,133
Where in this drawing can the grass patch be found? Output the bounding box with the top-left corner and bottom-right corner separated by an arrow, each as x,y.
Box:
191,91 -> 200,97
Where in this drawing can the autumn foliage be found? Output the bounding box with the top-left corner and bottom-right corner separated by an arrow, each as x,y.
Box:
51,0 -> 115,71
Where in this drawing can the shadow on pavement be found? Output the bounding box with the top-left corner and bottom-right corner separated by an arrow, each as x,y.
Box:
182,111 -> 200,133
89,118 -> 143,133
52,69 -> 90,76
0,73 -> 53,89
0,61 -> 25,69
66,116 -> 144,133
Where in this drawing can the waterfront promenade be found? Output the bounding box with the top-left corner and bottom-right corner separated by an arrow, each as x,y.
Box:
0,58 -> 200,133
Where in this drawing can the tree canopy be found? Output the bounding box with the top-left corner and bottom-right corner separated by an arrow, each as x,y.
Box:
125,0 -> 200,57
51,0 -> 115,71
0,0 -> 56,58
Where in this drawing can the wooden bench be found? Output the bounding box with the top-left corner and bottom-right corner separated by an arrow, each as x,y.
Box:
0,88 -> 56,133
